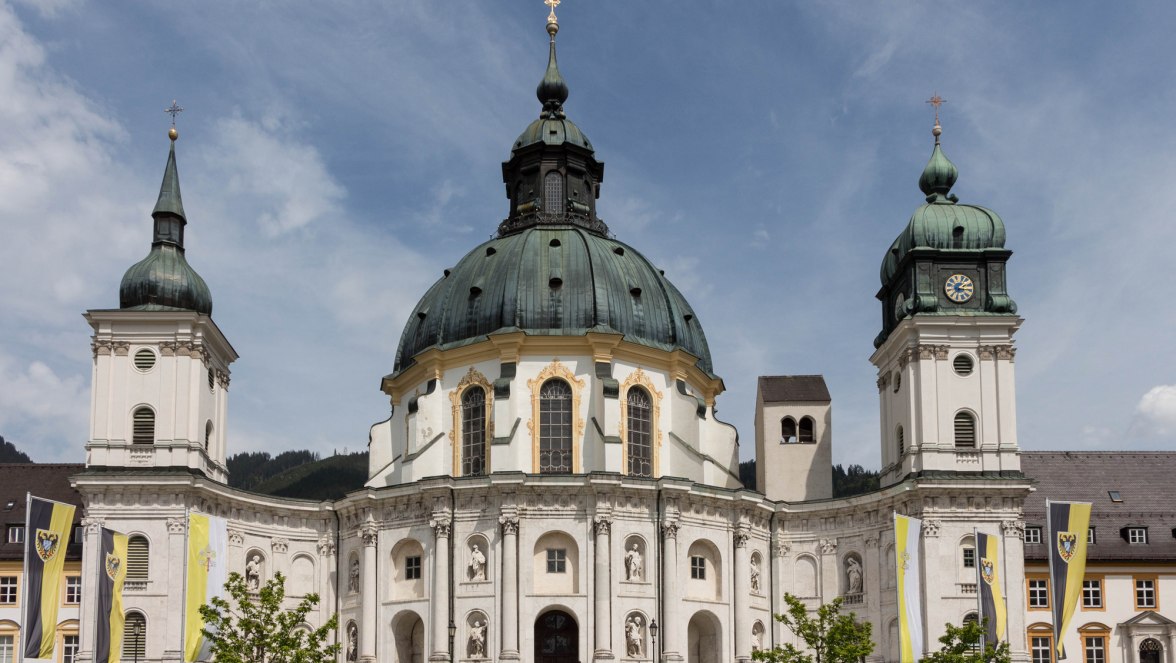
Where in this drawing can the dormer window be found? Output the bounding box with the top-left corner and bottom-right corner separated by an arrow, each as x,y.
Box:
1125,527 -> 1148,544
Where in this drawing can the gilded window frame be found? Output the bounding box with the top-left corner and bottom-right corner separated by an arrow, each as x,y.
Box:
528,359 -> 585,474
618,368 -> 662,478
449,367 -> 494,477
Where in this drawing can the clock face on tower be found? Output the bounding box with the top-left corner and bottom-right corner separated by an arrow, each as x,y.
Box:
944,274 -> 974,303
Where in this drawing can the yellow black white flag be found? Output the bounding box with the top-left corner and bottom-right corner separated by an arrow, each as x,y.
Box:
975,530 -> 1007,645
95,528 -> 128,663
21,495 -> 76,660
1047,500 -> 1092,660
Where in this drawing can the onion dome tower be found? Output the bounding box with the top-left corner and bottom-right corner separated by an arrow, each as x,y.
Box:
870,101 -> 1022,487
85,118 -> 236,482
371,9 -> 737,489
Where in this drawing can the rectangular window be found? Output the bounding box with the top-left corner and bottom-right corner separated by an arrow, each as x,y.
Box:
1128,528 -> 1148,544
1135,577 -> 1157,609
0,635 -> 14,663
1087,528 -> 1096,544
690,555 -> 706,580
6,526 -> 23,544
1082,578 -> 1102,609
62,635 -> 79,663
546,549 -> 567,574
0,577 -> 16,604
404,556 -> 421,581
1025,527 -> 1042,544
1083,637 -> 1106,663
1028,578 -> 1050,609
1031,636 -> 1053,663
1108,490 -> 1122,502
73,527 -> 83,544
962,548 -> 976,568
65,576 -> 81,605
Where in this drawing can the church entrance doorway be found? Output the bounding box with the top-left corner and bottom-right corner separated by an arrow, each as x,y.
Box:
392,612 -> 424,663
1140,638 -> 1163,663
534,609 -> 578,663
687,611 -> 721,663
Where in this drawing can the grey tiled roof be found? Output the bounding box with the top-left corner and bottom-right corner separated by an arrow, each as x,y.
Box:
757,375 -> 831,403
1022,452 -> 1176,562
0,464 -> 85,562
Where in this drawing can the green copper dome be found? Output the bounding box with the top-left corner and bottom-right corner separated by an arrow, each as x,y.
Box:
119,138 -> 213,315
393,226 -> 712,376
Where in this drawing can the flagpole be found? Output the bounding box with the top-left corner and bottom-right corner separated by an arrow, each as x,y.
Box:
974,528 -> 985,655
180,507 -> 189,663
20,492 -> 31,662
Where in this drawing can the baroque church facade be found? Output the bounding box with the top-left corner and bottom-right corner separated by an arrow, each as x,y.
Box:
71,12 -> 1034,663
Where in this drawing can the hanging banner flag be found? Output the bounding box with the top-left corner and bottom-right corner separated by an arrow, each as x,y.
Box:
184,512 -> 228,663
895,513 -> 924,663
21,495 -> 76,660
975,530 -> 1007,645
95,528 -> 129,663
1047,500 -> 1092,660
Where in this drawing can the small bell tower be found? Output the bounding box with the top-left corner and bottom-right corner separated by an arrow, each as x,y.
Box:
872,99 -> 1022,488
85,110 -> 237,482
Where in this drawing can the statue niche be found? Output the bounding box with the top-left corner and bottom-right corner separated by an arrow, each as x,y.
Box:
623,536 -> 645,582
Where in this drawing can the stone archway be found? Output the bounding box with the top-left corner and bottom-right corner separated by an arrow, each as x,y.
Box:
534,609 -> 578,663
391,612 -> 424,663
1140,638 -> 1163,663
687,611 -> 722,663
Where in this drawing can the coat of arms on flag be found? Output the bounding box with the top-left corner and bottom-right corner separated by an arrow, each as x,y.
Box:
981,557 -> 995,584
1057,531 -> 1078,562
105,552 -> 122,580
35,528 -> 61,562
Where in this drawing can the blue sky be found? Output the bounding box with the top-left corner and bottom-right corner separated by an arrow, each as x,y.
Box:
2,0 -> 1175,468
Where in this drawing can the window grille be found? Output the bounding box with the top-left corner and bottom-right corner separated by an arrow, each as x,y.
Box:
798,417 -> 815,443
953,354 -> 974,376
543,171 -> 564,219
962,548 -> 975,568
0,577 -> 16,604
0,634 -> 13,663
122,613 -> 146,661
133,349 -> 155,372
1083,637 -> 1105,663
62,635 -> 79,663
626,387 -> 653,477
1135,578 -> 1156,608
1128,527 -> 1148,544
65,576 -> 81,604
405,555 -> 422,580
546,549 -> 567,574
1082,579 -> 1102,608
1028,579 -> 1049,608
897,426 -> 904,456
461,387 -> 487,477
5,526 -> 22,545
132,408 -> 154,445
1031,637 -> 1053,663
126,536 -> 149,580
208,367 -> 215,391
538,380 -> 573,474
954,411 -> 976,448
1025,527 -> 1042,544
690,556 -> 706,580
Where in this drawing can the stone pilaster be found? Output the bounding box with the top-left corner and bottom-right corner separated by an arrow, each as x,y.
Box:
733,528 -> 751,663
593,516 -> 614,661
429,516 -> 452,662
499,514 -> 520,661
660,519 -> 683,662
360,525 -> 378,663
163,516 -> 188,663
76,517 -> 105,663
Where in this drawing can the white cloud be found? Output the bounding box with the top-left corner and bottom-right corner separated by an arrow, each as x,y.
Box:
1134,385 -> 1176,438
0,352 -> 88,460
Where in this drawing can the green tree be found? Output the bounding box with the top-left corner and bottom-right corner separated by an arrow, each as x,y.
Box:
753,594 -> 874,663
199,571 -> 340,663
920,619 -> 1011,663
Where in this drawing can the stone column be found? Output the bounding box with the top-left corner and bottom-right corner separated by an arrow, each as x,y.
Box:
770,539 -> 791,651
429,517 -> 452,662
76,517 -> 104,663
164,516 -> 188,663
499,515 -> 520,661
271,538 -> 289,579
734,529 -> 751,663
1001,519 -> 1028,663
661,520 -> 683,662
593,516 -> 614,661
317,536 -> 338,634
819,538 -> 839,603
863,533 -> 883,663
360,526 -> 378,663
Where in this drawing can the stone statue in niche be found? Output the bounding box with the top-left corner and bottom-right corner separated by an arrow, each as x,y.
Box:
245,554 -> 262,592
846,557 -> 863,594
348,556 -> 360,593
753,625 -> 764,651
625,615 -> 643,657
468,620 -> 487,658
750,555 -> 761,593
624,543 -> 643,581
469,543 -> 487,581
346,622 -> 358,662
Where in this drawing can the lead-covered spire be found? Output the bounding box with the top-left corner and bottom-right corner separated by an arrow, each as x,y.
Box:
536,4 -> 569,118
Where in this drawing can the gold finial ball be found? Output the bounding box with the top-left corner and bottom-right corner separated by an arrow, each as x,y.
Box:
547,18 -> 559,36
932,122 -> 942,138
169,126 -> 179,141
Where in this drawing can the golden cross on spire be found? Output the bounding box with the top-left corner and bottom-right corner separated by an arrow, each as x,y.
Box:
545,0 -> 560,24
926,94 -> 946,124
164,99 -> 184,141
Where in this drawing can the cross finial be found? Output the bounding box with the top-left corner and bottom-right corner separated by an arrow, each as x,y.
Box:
164,99 -> 184,141
926,93 -> 946,142
545,0 -> 560,32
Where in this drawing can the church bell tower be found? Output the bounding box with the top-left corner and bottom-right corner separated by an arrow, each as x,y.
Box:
872,104 -> 1022,487
84,120 -> 237,482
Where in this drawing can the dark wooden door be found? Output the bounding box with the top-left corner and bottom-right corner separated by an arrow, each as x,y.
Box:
535,610 -> 578,663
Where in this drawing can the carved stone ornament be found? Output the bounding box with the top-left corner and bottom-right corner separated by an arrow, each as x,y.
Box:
772,541 -> 792,558
819,538 -> 838,555
216,369 -> 231,388
593,516 -> 612,536
996,345 -> 1016,361
864,533 -> 880,548
917,345 -> 937,361
160,341 -> 178,357
921,519 -> 942,538
113,342 -> 130,356
429,518 -> 452,539
733,531 -> 750,548
360,525 -> 379,547
227,528 -> 245,546
271,537 -> 289,554
876,373 -> 891,392
81,517 -> 105,535
167,517 -> 188,534
91,339 -> 113,357
1001,519 -> 1026,540
661,520 -> 680,540
978,345 -> 995,360
898,349 -> 913,370
499,515 -> 519,536
318,537 -> 337,557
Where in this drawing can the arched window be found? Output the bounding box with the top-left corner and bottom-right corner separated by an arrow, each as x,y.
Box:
626,387 -> 653,477
539,380 -> 573,474
896,425 -> 905,457
799,416 -> 816,443
122,612 -> 146,661
204,421 -> 213,451
780,417 -> 797,444
132,408 -> 154,445
543,171 -> 564,219
461,387 -> 487,477
954,412 -> 976,448
126,536 -> 149,581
